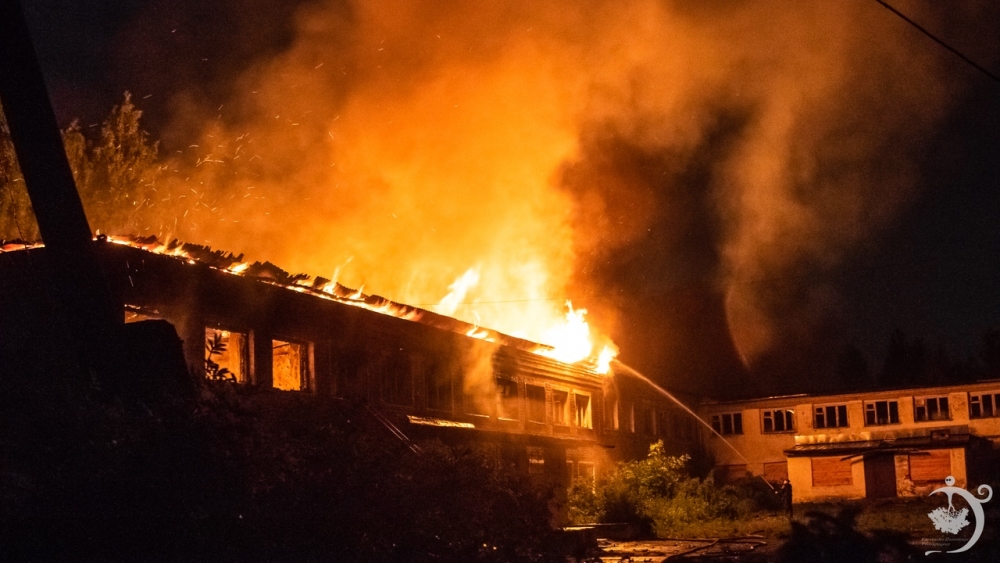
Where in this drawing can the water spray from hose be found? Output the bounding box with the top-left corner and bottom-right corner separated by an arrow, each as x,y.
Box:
613,361 -> 776,491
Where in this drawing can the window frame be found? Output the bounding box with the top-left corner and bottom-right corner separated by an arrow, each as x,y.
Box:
814,404 -> 849,429
496,377 -> 521,421
574,392 -> 592,429
204,326 -> 250,384
914,396 -> 951,422
551,388 -> 570,426
969,392 -> 1000,419
272,337 -> 312,392
710,412 -> 743,436
864,400 -> 900,426
525,383 -> 547,423
762,408 -> 796,433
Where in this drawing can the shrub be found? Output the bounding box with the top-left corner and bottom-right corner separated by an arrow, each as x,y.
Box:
570,441 -> 775,538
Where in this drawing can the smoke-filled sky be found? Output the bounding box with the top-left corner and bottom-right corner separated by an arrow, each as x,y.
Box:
17,0 -> 1000,396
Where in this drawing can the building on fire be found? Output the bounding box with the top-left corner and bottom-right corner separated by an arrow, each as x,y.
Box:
2,237 -> 998,506
0,237 -> 699,495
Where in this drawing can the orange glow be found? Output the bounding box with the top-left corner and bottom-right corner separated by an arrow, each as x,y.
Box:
99,234 -> 615,372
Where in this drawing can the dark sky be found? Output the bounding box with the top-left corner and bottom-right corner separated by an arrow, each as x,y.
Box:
14,0 -> 1000,398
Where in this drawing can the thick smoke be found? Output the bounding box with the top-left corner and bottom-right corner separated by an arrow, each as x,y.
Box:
146,0 -> 991,391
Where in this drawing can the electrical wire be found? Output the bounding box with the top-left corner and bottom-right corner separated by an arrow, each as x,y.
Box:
874,0 -> 1000,84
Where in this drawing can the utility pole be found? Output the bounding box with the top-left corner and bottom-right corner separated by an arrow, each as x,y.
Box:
0,0 -> 122,378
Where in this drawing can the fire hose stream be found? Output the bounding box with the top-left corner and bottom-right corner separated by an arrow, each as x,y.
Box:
613,362 -> 777,492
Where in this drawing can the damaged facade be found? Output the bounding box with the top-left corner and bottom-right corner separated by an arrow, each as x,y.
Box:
3,238 -> 998,507
0,238 -> 697,497
702,383 -> 1000,502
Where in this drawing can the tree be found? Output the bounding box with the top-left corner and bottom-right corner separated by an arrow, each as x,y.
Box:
0,93 -> 160,241
0,100 -> 38,241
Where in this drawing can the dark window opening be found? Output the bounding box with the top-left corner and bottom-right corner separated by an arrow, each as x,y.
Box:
424,359 -> 453,412
497,377 -> 520,420
526,384 -> 546,423
971,393 -> 1000,418
864,400 -> 899,426
915,397 -> 950,422
711,412 -> 742,435
552,389 -> 569,425
380,351 -> 413,405
763,409 -> 795,433
814,404 -> 849,429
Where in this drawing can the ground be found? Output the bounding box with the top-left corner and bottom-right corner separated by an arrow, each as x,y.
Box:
589,497 -> 997,562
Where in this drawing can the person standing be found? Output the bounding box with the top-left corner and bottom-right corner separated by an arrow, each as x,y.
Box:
779,479 -> 793,519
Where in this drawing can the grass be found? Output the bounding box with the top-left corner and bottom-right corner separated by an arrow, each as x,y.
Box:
657,498 -> 945,540
660,511 -> 792,539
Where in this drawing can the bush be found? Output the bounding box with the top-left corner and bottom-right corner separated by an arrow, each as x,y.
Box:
569,441 -> 776,538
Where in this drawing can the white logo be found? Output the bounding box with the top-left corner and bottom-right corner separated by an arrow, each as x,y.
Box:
925,476 -> 992,555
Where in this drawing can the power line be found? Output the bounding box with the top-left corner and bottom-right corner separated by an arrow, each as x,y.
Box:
874,0 -> 1000,84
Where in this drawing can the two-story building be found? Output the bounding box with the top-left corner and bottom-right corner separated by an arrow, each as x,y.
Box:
702,383 -> 1000,502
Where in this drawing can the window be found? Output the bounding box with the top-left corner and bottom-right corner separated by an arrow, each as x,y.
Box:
642,407 -> 656,435
814,404 -> 849,429
763,461 -> 789,483
710,412 -> 743,435
205,328 -> 248,383
527,447 -> 545,476
671,412 -> 697,441
574,393 -> 592,429
714,464 -> 747,483
655,409 -> 669,436
628,403 -> 635,433
812,456 -> 852,487
424,358 -> 453,412
273,339 -> 309,391
552,389 -> 569,425
526,384 -> 546,423
380,351 -> 413,405
864,400 -> 899,426
606,397 -> 619,431
914,396 -> 950,422
572,461 -> 596,489
909,450 -> 951,483
497,378 -> 520,420
970,392 -> 1000,418
763,409 -> 795,433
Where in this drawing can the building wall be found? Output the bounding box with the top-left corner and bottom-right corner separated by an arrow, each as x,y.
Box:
703,383 -> 1000,502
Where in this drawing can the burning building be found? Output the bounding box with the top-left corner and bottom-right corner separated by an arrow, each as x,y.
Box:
0,236 -> 701,496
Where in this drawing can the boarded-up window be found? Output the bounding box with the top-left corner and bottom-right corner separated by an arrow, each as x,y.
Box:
764,461 -> 789,483
714,464 -> 748,483
812,456 -> 853,487
910,450 -> 951,483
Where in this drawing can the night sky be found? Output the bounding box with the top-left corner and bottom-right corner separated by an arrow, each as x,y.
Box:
13,0 -> 1000,398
